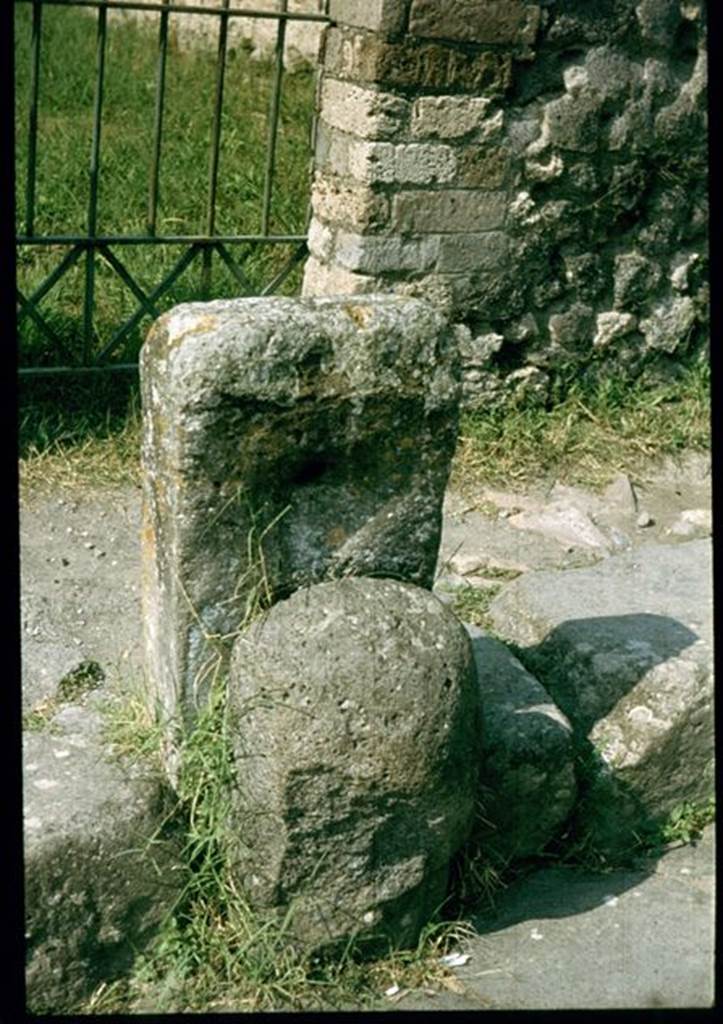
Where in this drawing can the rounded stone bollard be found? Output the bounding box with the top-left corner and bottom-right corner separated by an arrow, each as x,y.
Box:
226,576 -> 481,955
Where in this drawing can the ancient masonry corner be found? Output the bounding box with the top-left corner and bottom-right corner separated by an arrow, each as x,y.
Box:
303,0 -> 709,409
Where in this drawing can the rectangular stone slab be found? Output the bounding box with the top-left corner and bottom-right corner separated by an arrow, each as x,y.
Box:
140,294 -> 461,774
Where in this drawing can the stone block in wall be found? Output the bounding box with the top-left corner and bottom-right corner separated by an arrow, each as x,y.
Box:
635,0 -> 682,47
593,311 -> 638,350
310,177 -> 391,232
409,0 -> 541,47
328,0 -> 408,37
436,231 -> 509,274
393,190 -> 507,233
613,251 -> 664,311
456,144 -> 510,188
410,96 -> 493,139
317,126 -> 458,185
639,296 -> 698,354
334,231 -> 440,274
319,78 -> 410,140
323,26 -> 512,94
307,219 -> 337,263
302,254 -> 376,295
548,304 -> 595,352
140,295 -> 461,769
538,92 -> 601,154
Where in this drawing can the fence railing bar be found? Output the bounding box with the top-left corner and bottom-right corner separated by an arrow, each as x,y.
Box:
95,241 -> 201,361
18,243 -> 85,314
19,363 -> 140,377
87,2 -> 108,241
83,254 -> 97,360
261,0 -> 288,236
83,1 -> 109,357
25,0 -> 43,237
147,0 -> 171,235
214,240 -> 254,293
259,240 -> 307,296
206,0 -> 229,238
16,288 -> 75,360
14,1 -> 332,22
201,0 -> 231,297
98,244 -> 162,319
18,233 -> 308,245
200,246 -> 212,298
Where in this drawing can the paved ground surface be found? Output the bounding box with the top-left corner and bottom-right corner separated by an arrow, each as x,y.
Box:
19,449 -> 715,1012
386,824 -> 716,1011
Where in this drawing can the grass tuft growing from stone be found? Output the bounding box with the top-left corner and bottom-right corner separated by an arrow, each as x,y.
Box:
84,548 -> 476,1014
87,658 -> 475,1014
449,584 -> 504,633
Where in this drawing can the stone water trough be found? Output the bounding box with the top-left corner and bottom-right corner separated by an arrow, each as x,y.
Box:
23,296 -> 714,1012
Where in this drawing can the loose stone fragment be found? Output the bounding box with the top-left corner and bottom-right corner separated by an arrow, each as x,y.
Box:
466,625 -> 577,862
487,541 -> 714,857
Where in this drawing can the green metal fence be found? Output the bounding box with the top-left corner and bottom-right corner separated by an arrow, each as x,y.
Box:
15,0 -> 330,375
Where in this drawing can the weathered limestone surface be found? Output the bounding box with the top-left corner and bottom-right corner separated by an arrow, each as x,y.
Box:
487,539 -> 714,856
409,1 -> 541,47
465,625 -> 577,862
329,0 -> 408,37
140,295 -> 461,765
24,703 -> 181,1014
227,577 -> 481,953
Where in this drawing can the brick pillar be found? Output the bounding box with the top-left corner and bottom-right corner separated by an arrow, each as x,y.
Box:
302,1 -> 539,318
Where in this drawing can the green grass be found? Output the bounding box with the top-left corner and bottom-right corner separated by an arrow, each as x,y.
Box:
86,587 -> 477,1014
80,537 -> 483,1014
454,356 -> 710,491
15,3 -> 316,368
18,372 -> 142,493
448,584 -> 506,633
19,354 -> 710,496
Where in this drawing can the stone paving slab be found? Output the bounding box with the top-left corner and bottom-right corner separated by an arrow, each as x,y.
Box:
381,825 -> 716,1011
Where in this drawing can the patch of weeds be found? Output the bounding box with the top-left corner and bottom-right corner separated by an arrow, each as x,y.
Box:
22,696 -> 63,733
23,659 -> 105,732
634,797 -> 716,856
660,797 -> 715,845
56,659 -> 105,701
101,680 -> 167,774
478,566 -> 522,582
446,841 -> 510,917
82,525 -> 477,1014
449,584 -> 502,632
454,357 -> 710,491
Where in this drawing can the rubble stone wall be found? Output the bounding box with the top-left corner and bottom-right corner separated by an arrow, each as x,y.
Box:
302,0 -> 709,407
